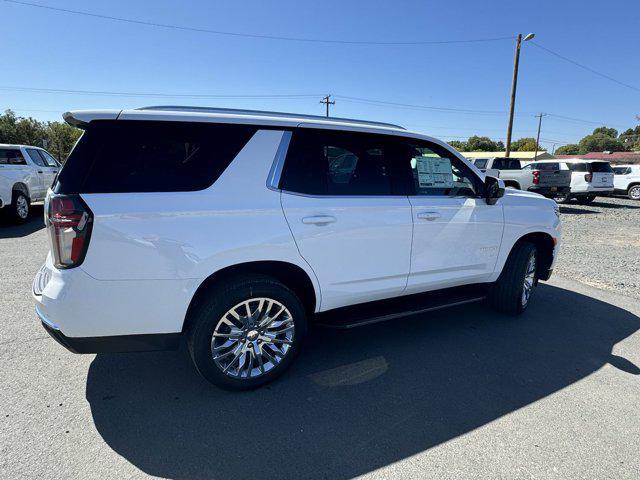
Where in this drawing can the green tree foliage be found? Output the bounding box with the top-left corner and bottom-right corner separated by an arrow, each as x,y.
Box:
0,110 -> 81,162
447,140 -> 467,151
578,133 -> 626,153
510,137 -> 544,151
592,126 -> 618,138
465,135 -> 505,152
555,144 -> 580,155
619,125 -> 640,150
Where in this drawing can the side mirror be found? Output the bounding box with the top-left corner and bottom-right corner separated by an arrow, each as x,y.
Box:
484,175 -> 505,205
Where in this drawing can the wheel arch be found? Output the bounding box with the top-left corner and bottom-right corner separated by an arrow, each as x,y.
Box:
182,260 -> 318,334
12,182 -> 29,199
512,232 -> 556,281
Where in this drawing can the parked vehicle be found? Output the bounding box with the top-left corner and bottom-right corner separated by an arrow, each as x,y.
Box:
0,144 -> 60,222
471,157 -> 571,199
33,107 -> 561,390
612,164 -> 640,200
531,159 -> 614,204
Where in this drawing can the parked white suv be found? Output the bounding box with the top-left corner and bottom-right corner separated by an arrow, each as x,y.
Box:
0,144 -> 60,222
612,164 -> 640,200
530,159 -> 614,204
33,107 -> 561,390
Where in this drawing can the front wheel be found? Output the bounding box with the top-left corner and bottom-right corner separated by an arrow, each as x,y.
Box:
628,185 -> 640,201
490,242 -> 537,315
187,275 -> 307,390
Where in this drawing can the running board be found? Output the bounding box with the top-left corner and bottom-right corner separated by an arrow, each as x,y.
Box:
313,284 -> 489,330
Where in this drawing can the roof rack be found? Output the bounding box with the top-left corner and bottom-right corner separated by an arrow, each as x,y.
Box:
136,105 -> 405,130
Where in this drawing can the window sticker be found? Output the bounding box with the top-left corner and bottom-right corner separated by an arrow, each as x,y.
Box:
415,157 -> 454,188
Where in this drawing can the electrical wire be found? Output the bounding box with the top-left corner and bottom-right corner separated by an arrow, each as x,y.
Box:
2,0 -> 515,46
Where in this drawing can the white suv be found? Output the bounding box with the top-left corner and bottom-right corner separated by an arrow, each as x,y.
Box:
532,159 -> 614,204
612,164 -> 640,200
0,144 -> 60,222
33,107 -> 561,390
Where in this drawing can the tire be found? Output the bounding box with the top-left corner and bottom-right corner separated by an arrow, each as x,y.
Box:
576,195 -> 596,205
490,242 -> 537,316
628,185 -> 640,201
9,190 -> 30,223
186,275 -> 308,390
553,192 -> 571,204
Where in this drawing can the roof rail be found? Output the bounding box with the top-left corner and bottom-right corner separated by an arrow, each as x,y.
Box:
136,105 -> 406,130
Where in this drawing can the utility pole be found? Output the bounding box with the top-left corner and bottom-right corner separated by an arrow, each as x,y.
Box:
505,32 -> 535,157
534,112 -> 547,161
320,95 -> 335,117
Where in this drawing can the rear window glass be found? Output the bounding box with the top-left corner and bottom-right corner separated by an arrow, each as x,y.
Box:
0,148 -> 27,165
529,162 -> 559,171
473,159 -> 488,169
55,121 -> 257,194
567,163 -> 588,172
589,162 -> 613,173
491,158 -> 521,170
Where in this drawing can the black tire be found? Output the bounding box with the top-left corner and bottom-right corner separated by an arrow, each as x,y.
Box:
186,275 -> 308,390
576,195 -> 596,205
628,185 -> 640,201
490,242 -> 537,316
553,192 -> 571,204
9,190 -> 30,223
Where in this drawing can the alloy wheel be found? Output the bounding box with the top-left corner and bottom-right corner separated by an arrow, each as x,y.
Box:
211,297 -> 295,379
16,195 -> 28,219
630,186 -> 640,200
522,251 -> 536,307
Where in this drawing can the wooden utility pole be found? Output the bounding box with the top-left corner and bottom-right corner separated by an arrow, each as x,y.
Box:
505,34 -> 522,158
320,95 -> 335,117
534,113 -> 547,161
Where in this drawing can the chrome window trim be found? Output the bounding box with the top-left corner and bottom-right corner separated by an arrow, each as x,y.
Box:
266,130 -> 292,191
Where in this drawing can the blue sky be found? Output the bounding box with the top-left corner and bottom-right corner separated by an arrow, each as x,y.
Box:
2,0 -> 639,150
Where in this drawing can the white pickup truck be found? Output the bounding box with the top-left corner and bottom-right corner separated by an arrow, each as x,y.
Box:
472,157 -> 571,199
0,144 -> 60,222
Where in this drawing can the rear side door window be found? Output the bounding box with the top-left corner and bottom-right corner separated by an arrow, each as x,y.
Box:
280,129 -> 406,196
27,149 -> 47,167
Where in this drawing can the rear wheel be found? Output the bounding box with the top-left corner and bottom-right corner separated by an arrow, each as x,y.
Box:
187,275 -> 307,390
490,242 -> 537,315
553,192 -> 571,204
576,195 -> 596,205
628,185 -> 640,200
9,191 -> 30,223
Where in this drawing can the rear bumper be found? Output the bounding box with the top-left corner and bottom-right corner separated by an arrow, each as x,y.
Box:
37,306 -> 180,353
571,187 -> 613,196
527,186 -> 570,197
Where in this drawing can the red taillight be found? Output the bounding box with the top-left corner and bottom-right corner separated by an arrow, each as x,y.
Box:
47,194 -> 93,269
532,170 -> 540,185
584,173 -> 593,183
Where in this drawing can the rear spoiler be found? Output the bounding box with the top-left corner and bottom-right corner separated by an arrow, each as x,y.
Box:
63,110 -> 122,129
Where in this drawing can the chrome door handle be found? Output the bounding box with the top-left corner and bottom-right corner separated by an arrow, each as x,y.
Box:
302,215 -> 337,225
417,211 -> 441,221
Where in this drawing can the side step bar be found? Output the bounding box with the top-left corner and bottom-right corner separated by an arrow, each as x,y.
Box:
314,284 -> 489,330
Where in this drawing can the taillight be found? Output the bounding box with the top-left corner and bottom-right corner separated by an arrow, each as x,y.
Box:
584,173 -> 593,182
46,194 -> 93,269
532,170 -> 540,185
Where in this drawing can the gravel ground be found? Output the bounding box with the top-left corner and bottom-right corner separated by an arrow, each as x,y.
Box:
555,195 -> 640,299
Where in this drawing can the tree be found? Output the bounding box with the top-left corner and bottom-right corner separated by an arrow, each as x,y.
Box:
0,110 -> 81,162
465,135 -> 504,152
619,126 -> 640,151
592,126 -> 618,138
447,140 -> 467,151
555,144 -> 580,155
578,134 -> 626,153
510,137 -> 544,151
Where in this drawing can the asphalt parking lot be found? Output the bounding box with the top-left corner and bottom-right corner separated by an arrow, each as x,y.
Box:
1,199 -> 639,479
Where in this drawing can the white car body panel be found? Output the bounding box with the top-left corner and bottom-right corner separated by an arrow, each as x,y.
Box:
613,165 -> 640,192
33,107 -> 561,340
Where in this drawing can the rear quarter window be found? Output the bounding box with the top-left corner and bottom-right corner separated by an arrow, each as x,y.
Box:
589,162 -> 613,173
0,148 -> 27,165
55,121 -> 258,194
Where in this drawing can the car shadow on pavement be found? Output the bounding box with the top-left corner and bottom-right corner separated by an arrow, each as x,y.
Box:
0,205 -> 44,238
559,206 -> 599,215
86,283 -> 640,480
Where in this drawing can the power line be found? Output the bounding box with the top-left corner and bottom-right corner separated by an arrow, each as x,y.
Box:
2,0 -> 515,46
0,85 -> 322,99
531,41 -> 640,93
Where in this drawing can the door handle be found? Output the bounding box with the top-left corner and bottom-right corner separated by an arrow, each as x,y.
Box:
37,170 -> 43,174
417,211 -> 441,221
302,215 -> 337,225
